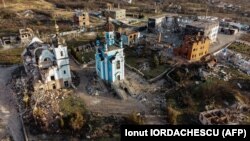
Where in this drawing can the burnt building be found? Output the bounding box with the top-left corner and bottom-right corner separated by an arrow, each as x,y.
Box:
174,34 -> 210,61
73,10 -> 90,28
185,19 -> 219,43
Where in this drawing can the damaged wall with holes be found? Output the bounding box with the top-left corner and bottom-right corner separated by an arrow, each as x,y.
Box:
73,9 -> 90,28
174,34 -> 210,61
19,28 -> 34,44
199,104 -> 250,125
0,28 -> 34,48
22,37 -> 72,90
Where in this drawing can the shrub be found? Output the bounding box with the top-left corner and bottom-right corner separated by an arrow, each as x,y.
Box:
127,112 -> 145,125
59,96 -> 87,130
70,111 -> 86,130
166,106 -> 180,125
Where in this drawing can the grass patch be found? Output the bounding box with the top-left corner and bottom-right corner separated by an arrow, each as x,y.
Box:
67,37 -> 96,63
125,47 -> 169,79
166,78 -> 243,124
59,96 -> 86,116
126,56 -> 169,79
59,96 -> 87,130
125,56 -> 142,68
143,64 -> 169,79
240,33 -> 250,43
228,42 -> 250,57
225,67 -> 250,80
71,51 -> 95,64
67,40 -> 90,48
0,47 -> 24,65
192,79 -> 237,106
82,51 -> 95,62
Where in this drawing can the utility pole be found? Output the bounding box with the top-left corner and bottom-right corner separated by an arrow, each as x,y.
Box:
2,0 -> 6,8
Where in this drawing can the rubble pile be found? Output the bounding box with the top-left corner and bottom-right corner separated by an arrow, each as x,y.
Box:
30,89 -> 73,131
87,124 -> 113,139
86,78 -> 99,96
85,115 -> 125,140
168,61 -> 233,84
71,70 -> 80,87
86,76 -> 109,96
216,49 -> 250,75
199,65 -> 232,81
10,66 -> 77,132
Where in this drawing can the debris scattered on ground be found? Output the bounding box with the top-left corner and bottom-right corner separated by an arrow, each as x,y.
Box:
200,103 -> 250,125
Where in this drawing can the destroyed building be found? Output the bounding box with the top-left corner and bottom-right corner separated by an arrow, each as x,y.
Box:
105,8 -> 126,20
19,28 -> 34,44
219,27 -> 239,35
147,14 -> 181,32
120,29 -> 140,46
174,34 -> 210,61
22,24 -> 72,90
199,104 -> 250,125
0,28 -> 34,48
0,36 -> 20,48
73,10 -> 90,28
95,17 -> 125,83
185,19 -> 219,43
199,109 -> 229,125
147,14 -> 166,33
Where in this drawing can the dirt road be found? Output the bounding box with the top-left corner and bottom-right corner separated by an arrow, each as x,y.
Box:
209,32 -> 242,53
0,65 -> 24,141
70,58 -> 167,124
70,59 -> 148,116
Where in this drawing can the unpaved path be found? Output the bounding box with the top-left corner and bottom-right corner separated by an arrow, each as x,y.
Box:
70,58 -> 167,124
0,65 -> 24,141
70,59 -> 148,116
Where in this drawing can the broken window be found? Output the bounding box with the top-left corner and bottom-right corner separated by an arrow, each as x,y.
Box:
64,81 -> 69,87
117,75 -> 120,80
64,70 -> 66,74
117,61 -> 120,69
53,84 -> 56,89
51,75 -> 55,81
60,51 -> 63,57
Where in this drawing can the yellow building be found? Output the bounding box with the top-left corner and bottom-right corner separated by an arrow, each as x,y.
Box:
174,35 -> 210,61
